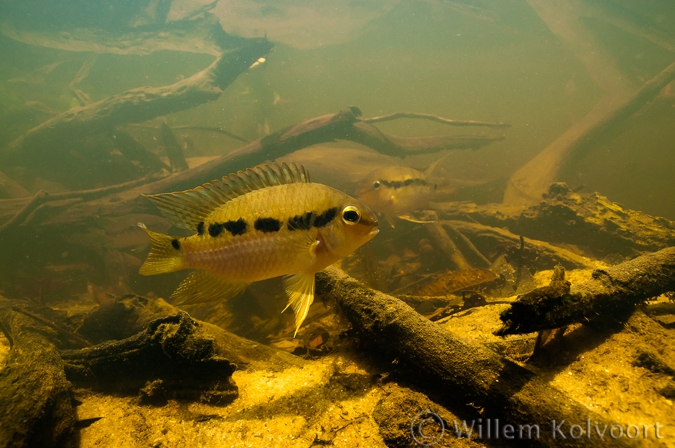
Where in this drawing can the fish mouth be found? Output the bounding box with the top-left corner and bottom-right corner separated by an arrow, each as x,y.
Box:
369,228 -> 380,237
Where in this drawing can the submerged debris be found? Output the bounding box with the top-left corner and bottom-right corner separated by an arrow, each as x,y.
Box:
416,267 -> 499,296
62,312 -> 238,405
496,247 -> 675,336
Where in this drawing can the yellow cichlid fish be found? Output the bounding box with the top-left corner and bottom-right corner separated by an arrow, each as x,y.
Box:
357,166 -> 435,221
138,162 -> 379,336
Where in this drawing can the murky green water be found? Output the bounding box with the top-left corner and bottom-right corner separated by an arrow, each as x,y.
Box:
1,2 -> 675,447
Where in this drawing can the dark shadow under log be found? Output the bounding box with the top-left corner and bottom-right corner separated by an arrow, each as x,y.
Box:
316,266 -> 637,448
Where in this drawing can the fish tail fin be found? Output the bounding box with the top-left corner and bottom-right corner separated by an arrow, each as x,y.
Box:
138,222 -> 185,275
282,273 -> 315,338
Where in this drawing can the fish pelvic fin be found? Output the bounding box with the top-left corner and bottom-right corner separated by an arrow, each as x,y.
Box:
138,223 -> 185,275
172,270 -> 248,305
282,273 -> 315,337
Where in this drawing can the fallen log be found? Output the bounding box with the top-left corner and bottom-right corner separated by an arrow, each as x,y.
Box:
316,266 -> 636,448
0,174 -> 162,237
424,213 -> 472,271
74,295 -> 305,371
496,247 -> 675,336
62,311 -> 239,405
0,302 -> 77,448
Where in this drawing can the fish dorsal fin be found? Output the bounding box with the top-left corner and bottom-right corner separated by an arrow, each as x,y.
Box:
144,162 -> 310,231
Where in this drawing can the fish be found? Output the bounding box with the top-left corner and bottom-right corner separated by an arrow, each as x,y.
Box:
357,165 -> 435,226
138,162 -> 379,336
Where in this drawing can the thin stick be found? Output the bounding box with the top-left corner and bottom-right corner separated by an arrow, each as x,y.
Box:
0,190 -> 48,233
443,221 -> 492,268
362,112 -> 510,128
425,212 -> 472,270
0,174 -> 162,234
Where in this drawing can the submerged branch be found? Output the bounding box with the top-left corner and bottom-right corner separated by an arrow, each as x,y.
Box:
0,107 -> 504,233
362,111 -> 510,128
0,174 -> 162,235
496,247 -> 675,335
4,38 -> 274,162
90,106 -> 505,196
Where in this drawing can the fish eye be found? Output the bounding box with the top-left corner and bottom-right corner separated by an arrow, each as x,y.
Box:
372,180 -> 380,189
342,205 -> 361,224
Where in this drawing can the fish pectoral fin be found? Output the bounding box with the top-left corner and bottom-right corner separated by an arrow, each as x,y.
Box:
277,232 -> 320,263
172,270 -> 247,305
282,273 -> 315,337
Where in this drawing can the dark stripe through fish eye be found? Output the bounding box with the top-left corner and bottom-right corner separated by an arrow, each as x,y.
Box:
377,178 -> 427,189
255,217 -> 282,233
197,221 -> 205,235
313,207 -> 338,228
171,238 -> 181,250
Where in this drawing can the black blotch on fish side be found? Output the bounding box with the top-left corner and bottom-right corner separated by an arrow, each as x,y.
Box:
209,223 -> 224,237
288,212 -> 314,231
197,222 -> 205,235
314,207 -> 338,228
171,239 -> 181,250
255,217 -> 281,233
224,219 -> 247,236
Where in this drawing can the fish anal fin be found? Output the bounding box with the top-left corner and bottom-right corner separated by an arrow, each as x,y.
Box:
172,270 -> 247,305
282,273 -> 315,337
